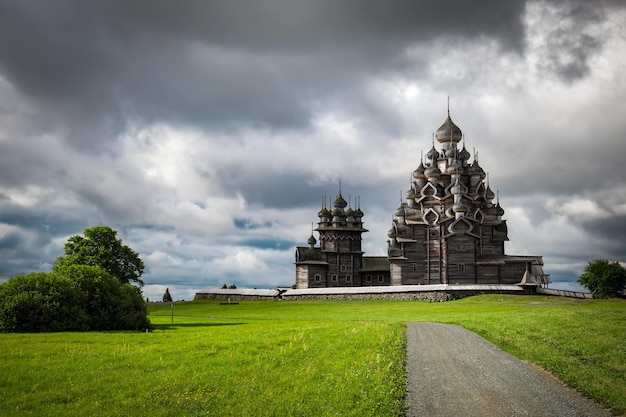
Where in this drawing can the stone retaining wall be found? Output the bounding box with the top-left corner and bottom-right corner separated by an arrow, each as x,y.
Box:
194,293 -> 277,301
280,290 -> 525,302
196,289 -> 525,302
281,291 -> 460,302
194,286 -> 588,302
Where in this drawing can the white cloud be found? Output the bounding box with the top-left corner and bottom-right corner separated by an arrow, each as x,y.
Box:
548,198 -> 610,221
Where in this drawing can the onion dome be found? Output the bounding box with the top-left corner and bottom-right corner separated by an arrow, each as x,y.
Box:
387,227 -> 397,239
318,207 -> 331,218
459,146 -> 471,161
424,163 -> 441,178
446,159 -> 462,174
413,162 -> 426,179
394,204 -> 406,217
353,207 -> 364,217
453,201 -> 468,213
332,207 -> 344,217
435,114 -> 463,143
345,207 -> 355,222
469,160 -> 486,178
427,146 -> 440,161
485,185 -> 495,201
450,177 -> 466,195
405,187 -> 416,199
333,194 -> 347,209
495,202 -> 505,216
307,234 -> 317,246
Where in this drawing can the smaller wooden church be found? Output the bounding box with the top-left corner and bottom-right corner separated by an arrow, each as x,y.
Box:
295,192 -> 390,288
295,111 -> 550,289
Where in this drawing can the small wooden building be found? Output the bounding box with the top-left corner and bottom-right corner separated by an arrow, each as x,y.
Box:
295,194 -> 390,288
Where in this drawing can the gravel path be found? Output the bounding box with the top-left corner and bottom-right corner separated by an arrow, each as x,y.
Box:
405,322 -> 612,417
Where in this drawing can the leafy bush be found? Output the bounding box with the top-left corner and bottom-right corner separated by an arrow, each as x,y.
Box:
116,284 -> 152,330
0,272 -> 88,332
59,265 -> 152,331
0,267 -> 152,333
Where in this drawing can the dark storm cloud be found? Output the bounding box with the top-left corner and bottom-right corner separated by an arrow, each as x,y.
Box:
0,0 -> 531,144
0,224 -> 57,278
104,0 -> 527,50
528,0 -> 609,82
578,215 -> 626,257
218,170 -> 338,209
1,0 -> 617,151
0,229 -> 24,252
236,237 -> 295,251
0,193 -> 94,279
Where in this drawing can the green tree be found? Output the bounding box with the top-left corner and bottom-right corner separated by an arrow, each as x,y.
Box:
54,226 -> 145,286
578,259 -> 626,299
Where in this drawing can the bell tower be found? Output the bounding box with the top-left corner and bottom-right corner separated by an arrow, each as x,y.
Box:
316,190 -> 367,286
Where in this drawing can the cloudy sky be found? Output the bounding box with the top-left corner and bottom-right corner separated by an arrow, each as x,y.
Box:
1,0 -> 625,300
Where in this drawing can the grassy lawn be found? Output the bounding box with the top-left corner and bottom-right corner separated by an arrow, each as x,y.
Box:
0,295 -> 624,416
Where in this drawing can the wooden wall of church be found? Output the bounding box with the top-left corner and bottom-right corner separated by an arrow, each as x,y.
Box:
446,234 -> 477,284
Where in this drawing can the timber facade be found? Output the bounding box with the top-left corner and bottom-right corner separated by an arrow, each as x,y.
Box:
295,193 -> 391,288
295,112 -> 549,289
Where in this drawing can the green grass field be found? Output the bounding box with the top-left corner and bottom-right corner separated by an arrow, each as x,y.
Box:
1,295 -> 624,416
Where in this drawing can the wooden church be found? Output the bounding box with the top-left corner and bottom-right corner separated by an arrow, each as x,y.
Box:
295,112 -> 550,289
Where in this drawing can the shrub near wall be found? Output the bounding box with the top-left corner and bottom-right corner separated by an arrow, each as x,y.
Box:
0,272 -> 89,332
0,266 -> 151,333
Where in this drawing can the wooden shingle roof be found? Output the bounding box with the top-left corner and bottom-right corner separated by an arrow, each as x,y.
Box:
361,256 -> 390,272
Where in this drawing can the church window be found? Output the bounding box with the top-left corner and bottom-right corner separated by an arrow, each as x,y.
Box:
377,275 -> 384,282
340,264 -> 347,272
314,274 -> 321,282
365,275 -> 372,282
331,274 -> 337,282
458,264 -> 466,273
410,263 -> 417,272
346,275 -> 352,282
